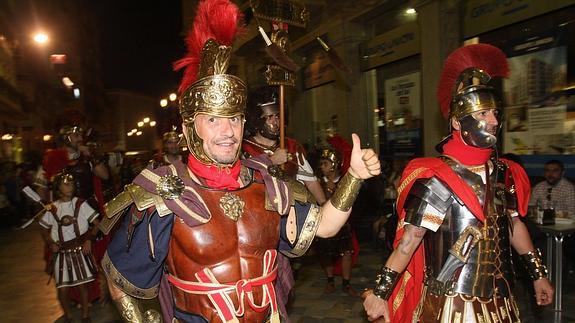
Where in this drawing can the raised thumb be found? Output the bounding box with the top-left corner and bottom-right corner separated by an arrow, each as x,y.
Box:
351,133 -> 361,154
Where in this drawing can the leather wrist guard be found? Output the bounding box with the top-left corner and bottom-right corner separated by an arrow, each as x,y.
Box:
373,267 -> 400,300
521,249 -> 548,280
330,171 -> 363,212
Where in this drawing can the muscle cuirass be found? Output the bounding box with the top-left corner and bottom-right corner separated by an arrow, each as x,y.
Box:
424,158 -> 515,298
165,181 -> 280,322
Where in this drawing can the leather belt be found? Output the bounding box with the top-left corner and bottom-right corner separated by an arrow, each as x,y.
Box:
167,249 -> 280,323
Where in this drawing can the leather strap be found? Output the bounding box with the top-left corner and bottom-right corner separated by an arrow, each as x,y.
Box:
167,249 -> 280,323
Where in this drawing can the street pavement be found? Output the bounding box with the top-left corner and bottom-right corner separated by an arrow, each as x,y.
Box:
1,225 -> 574,322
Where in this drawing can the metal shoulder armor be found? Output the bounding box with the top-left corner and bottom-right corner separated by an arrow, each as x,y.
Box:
287,177 -> 316,205
404,177 -> 455,226
99,184 -> 169,234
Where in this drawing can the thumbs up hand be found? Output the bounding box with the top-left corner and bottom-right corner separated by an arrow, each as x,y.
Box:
348,133 -> 381,180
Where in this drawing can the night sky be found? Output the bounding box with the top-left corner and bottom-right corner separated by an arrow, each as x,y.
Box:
95,1 -> 185,97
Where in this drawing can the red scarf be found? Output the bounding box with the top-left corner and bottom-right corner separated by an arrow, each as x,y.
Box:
442,131 -> 492,165
187,155 -> 241,190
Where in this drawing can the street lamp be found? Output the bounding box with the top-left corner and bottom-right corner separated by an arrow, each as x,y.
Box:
160,99 -> 168,108
169,93 -> 177,101
32,32 -> 49,45
150,121 -> 157,127
137,121 -> 144,127
143,117 -> 150,123
62,77 -> 74,88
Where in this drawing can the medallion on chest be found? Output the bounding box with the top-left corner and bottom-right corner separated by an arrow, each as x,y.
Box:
219,192 -> 245,221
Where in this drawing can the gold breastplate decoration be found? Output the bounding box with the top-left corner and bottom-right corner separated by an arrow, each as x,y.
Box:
219,192 -> 245,221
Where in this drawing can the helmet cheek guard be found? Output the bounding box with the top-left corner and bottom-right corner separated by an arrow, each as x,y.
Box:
452,86 -> 502,148
458,113 -> 498,148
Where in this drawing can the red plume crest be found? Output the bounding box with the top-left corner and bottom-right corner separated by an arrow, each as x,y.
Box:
437,43 -> 509,119
174,0 -> 244,94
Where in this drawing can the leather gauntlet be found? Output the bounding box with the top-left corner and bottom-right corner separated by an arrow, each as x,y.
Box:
521,249 -> 548,280
373,267 -> 400,300
330,172 -> 363,212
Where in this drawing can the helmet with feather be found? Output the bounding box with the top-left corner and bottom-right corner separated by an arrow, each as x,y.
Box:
174,0 -> 246,167
436,43 -> 509,149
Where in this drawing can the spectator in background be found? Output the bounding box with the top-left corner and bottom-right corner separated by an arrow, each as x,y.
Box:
530,160 -> 575,219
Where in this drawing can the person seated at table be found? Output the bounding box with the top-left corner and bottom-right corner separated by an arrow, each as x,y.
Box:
530,160 -> 575,219
531,159 -> 575,278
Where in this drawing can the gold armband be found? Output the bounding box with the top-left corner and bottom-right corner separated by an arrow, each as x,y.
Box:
521,249 -> 548,280
373,267 -> 400,300
330,172 -> 363,212
114,294 -> 162,323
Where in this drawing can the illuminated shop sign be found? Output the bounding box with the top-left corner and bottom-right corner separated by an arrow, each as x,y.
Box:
463,0 -> 573,37
360,22 -> 419,71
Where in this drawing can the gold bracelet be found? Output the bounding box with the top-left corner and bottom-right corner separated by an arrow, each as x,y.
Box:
330,172 -> 363,212
521,249 -> 548,280
373,267 -> 400,300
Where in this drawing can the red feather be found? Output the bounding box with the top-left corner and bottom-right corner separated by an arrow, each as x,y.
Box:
42,148 -> 70,181
174,0 -> 244,93
437,43 -> 509,118
327,134 -> 352,174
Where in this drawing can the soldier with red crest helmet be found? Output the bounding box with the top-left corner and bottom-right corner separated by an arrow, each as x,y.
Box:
363,44 -> 554,323
36,122 -> 109,205
35,112 -> 110,305
101,1 -> 381,322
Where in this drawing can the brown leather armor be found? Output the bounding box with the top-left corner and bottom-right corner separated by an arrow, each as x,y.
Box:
165,181 -> 280,322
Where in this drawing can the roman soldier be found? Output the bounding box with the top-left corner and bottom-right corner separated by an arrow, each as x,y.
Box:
36,118 -> 110,304
242,88 -> 326,205
101,1 -> 381,322
148,126 -> 185,169
242,87 -> 328,318
363,44 -> 554,322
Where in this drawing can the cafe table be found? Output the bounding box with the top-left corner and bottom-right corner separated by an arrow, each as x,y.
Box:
536,218 -> 575,315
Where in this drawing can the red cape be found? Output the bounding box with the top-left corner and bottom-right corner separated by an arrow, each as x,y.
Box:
387,157 -> 529,323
